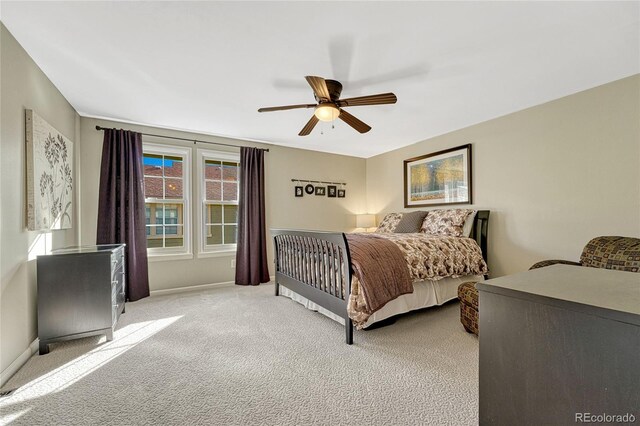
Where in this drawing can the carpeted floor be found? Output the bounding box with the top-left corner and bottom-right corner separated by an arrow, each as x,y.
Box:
0,283 -> 479,425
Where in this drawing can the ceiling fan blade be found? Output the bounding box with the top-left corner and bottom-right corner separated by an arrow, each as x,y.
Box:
338,109 -> 371,134
305,76 -> 331,101
299,115 -> 319,136
258,104 -> 316,113
337,92 -> 397,107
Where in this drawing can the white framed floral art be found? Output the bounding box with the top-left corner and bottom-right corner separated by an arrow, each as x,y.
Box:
25,109 -> 74,231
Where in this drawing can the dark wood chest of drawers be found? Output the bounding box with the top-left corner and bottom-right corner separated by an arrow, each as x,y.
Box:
477,265 -> 640,425
37,244 -> 126,354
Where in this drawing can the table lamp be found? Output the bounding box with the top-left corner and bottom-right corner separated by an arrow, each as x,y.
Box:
356,214 -> 376,232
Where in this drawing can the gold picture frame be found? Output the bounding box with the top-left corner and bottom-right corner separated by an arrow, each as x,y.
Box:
403,144 -> 472,207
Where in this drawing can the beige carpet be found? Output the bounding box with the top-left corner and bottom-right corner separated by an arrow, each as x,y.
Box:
0,283 -> 479,425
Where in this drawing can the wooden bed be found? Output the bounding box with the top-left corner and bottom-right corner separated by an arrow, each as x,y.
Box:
272,210 -> 489,345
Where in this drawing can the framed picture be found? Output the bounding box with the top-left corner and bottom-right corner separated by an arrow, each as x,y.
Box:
327,185 -> 337,197
403,144 -> 471,207
337,189 -> 346,198
26,109 -> 74,230
305,184 -> 315,194
315,186 -> 326,196
295,186 -> 303,197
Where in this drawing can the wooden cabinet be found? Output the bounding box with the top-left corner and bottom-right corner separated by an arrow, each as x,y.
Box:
37,244 -> 126,355
477,265 -> 640,425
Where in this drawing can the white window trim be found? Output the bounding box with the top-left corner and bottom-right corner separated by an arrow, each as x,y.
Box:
148,253 -> 194,262
196,149 -> 240,257
143,142 -> 192,258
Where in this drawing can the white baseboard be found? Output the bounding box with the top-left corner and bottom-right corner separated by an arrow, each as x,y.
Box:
150,276 -> 275,297
1,338 -> 39,388
150,281 -> 235,296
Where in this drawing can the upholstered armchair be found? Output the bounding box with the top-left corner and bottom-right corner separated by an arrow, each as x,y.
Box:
529,236 -> 640,273
459,236 -> 640,336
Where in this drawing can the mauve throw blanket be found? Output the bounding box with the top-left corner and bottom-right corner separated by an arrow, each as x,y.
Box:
345,234 -> 413,313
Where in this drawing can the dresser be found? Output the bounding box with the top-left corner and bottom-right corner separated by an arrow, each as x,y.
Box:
477,265 -> 640,425
37,244 -> 126,355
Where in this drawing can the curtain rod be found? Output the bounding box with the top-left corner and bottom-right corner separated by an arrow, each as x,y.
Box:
291,178 -> 347,186
95,126 -> 269,152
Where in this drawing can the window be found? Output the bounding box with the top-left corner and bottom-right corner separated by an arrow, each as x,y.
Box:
141,144 -> 238,259
143,144 -> 191,256
198,150 -> 240,254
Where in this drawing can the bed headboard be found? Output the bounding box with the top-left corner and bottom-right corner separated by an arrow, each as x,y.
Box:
471,210 -> 490,263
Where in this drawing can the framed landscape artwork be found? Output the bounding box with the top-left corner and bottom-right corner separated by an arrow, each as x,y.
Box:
26,109 -> 74,231
403,144 -> 471,207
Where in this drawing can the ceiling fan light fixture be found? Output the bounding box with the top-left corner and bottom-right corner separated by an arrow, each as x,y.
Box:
314,104 -> 340,122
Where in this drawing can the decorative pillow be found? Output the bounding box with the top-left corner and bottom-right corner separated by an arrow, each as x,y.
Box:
420,209 -> 475,237
461,210 -> 478,238
375,213 -> 403,233
394,211 -> 429,233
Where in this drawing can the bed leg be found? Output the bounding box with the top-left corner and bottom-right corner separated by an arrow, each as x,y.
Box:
274,281 -> 279,296
345,318 -> 353,345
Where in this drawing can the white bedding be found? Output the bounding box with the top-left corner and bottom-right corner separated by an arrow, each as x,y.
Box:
279,274 -> 484,328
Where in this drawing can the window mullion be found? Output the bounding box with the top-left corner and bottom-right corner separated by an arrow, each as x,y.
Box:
162,203 -> 166,248
221,203 -> 225,245
162,154 -> 166,201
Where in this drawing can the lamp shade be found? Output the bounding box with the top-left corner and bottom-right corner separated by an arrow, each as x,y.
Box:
356,214 -> 376,229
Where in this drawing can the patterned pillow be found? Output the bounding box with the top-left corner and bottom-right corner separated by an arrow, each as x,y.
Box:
375,213 -> 403,233
394,211 -> 428,233
420,209 -> 475,237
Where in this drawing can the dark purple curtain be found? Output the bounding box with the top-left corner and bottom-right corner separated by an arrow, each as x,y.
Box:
97,129 -> 150,301
235,147 -> 270,285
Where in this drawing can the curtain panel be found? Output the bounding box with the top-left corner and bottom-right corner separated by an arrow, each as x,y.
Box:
235,147 -> 270,285
96,129 -> 150,301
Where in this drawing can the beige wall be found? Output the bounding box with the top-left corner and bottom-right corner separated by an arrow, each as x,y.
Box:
366,75 -> 640,278
79,118 -> 367,291
0,24 -> 81,376
2,18 -> 637,382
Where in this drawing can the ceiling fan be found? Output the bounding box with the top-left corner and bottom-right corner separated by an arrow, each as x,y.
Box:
258,76 -> 397,136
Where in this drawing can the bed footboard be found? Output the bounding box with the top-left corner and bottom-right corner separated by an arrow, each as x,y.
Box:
271,229 -> 354,344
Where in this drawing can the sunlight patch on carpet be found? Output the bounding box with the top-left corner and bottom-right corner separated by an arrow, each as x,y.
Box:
0,407 -> 32,424
0,315 -> 182,421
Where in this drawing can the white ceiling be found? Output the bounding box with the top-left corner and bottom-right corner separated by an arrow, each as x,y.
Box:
2,1 -> 638,158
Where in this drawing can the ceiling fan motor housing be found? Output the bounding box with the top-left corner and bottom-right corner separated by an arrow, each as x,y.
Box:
321,79 -> 343,102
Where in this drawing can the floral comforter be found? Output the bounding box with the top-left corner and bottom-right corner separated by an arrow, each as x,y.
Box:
347,233 -> 488,328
